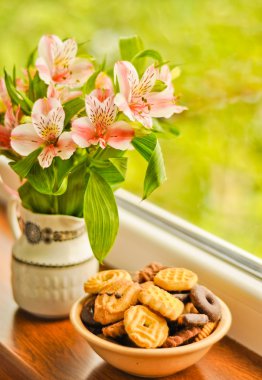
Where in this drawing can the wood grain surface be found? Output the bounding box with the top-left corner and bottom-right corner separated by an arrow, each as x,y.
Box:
0,204 -> 261,380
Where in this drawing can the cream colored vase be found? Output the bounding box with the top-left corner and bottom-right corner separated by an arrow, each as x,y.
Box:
8,199 -> 99,318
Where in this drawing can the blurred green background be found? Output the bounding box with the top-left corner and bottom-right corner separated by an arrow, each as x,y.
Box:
0,0 -> 261,257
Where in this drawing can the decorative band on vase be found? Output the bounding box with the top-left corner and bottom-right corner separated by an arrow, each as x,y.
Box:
19,218 -> 86,244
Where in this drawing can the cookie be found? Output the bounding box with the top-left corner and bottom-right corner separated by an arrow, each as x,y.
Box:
138,284 -> 184,321
195,322 -> 217,342
172,293 -> 190,303
80,296 -> 101,327
124,305 -> 169,348
102,320 -> 126,338
84,269 -> 132,294
177,313 -> 209,326
162,326 -> 201,348
140,281 -> 154,290
133,262 -> 167,283
94,280 -> 141,325
190,285 -> 221,322
154,268 -> 198,291
183,302 -> 199,314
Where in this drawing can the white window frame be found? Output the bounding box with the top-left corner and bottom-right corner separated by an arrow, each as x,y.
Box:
105,190 -> 262,355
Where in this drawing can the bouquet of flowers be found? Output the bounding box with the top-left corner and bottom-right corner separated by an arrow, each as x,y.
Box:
0,34 -> 186,262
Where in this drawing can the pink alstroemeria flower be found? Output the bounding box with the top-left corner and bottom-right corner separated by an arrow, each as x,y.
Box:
114,61 -> 186,128
91,72 -> 114,102
72,95 -> 134,150
47,84 -> 82,103
11,98 -> 76,168
0,78 -> 12,112
0,104 -> 20,149
36,35 -> 94,88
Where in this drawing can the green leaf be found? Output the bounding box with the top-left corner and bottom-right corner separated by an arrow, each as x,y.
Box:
28,72 -> 48,101
151,80 -> 167,92
132,134 -> 157,161
84,170 -> 119,262
57,162 -> 88,216
27,47 -> 37,68
91,157 -> 127,185
132,134 -> 166,199
10,147 -> 42,178
18,181 -> 54,214
0,149 -> 20,162
27,157 -> 73,195
4,70 -> 33,114
83,70 -> 101,94
92,146 -> 125,160
132,49 -> 163,63
143,140 -> 166,199
63,98 -> 85,126
119,35 -> 144,61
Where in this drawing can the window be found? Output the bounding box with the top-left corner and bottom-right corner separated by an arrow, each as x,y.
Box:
1,1 -> 260,258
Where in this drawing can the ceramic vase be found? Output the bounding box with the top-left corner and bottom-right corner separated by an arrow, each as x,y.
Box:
8,199 -> 98,318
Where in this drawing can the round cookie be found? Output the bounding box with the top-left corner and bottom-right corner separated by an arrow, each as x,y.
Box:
80,296 -> 100,327
124,305 -> 168,348
154,268 -> 198,291
94,280 -> 141,325
84,269 -> 132,294
138,284 -> 184,321
190,284 -> 221,322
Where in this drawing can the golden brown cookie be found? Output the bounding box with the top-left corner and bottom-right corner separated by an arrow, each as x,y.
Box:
94,280 -> 141,325
140,281 -> 154,290
195,322 -> 217,342
183,302 -> 199,314
102,320 -> 126,338
138,284 -> 184,321
84,269 -> 132,294
154,268 -> 198,291
124,305 -> 169,348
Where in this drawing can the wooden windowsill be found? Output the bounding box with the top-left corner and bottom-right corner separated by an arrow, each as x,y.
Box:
0,204 -> 261,380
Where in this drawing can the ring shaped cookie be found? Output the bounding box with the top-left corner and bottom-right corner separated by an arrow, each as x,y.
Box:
84,269 -> 132,294
190,285 -> 221,322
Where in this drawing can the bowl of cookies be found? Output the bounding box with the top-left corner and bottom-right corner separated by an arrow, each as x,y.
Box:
70,263 -> 232,378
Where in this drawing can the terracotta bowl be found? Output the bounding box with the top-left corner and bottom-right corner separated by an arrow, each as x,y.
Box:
70,295 -> 232,378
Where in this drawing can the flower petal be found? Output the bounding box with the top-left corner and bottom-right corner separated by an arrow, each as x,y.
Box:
38,35 -> 60,68
133,112 -> 153,128
54,38 -> 77,67
36,35 -> 60,84
71,117 -> 97,147
158,65 -> 172,88
36,57 -> 52,84
38,145 -> 56,168
65,58 -> 94,88
32,98 -> 65,141
11,124 -> 43,156
85,95 -> 117,127
133,64 -> 157,96
92,72 -> 114,102
0,124 -> 11,149
114,61 -> 139,101
32,97 -> 61,117
147,92 -> 187,118
56,131 -> 76,160
105,121 -> 134,150
47,84 -> 82,103
114,93 -> 135,121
